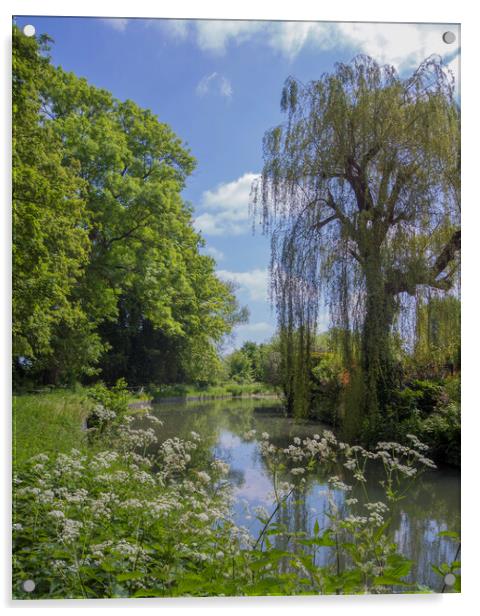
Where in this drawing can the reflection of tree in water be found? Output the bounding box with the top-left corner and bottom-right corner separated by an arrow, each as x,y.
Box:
255,432 -> 460,587
270,483 -> 343,572
274,487 -> 305,573
137,400 -> 232,471
346,460 -> 460,588
266,468 -> 459,587
393,512 -> 459,590
224,467 -> 245,489
137,399 -> 459,588
389,472 -> 460,590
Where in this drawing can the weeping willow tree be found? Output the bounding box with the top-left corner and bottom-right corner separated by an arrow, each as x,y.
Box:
252,55 -> 460,436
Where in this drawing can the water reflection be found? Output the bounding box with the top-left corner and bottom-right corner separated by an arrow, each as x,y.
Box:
141,398 -> 460,590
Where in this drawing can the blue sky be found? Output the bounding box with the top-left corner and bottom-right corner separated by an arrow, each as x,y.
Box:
13,16 -> 460,349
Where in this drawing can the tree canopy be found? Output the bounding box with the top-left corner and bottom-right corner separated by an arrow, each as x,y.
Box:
13,29 -> 90,366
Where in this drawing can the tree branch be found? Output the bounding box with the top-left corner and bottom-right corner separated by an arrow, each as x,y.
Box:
345,155 -> 375,212
433,229 -> 461,277
313,213 -> 337,231
102,212 -> 154,249
385,229 -> 460,296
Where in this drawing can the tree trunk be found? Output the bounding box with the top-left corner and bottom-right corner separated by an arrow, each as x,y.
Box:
361,254 -> 396,440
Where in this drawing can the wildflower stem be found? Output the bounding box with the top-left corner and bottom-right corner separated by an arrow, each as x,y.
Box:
254,487 -> 294,550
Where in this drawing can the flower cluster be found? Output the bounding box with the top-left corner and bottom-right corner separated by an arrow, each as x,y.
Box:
13,411 -> 247,599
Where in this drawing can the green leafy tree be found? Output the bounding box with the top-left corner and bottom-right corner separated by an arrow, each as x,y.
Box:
44,64 -> 246,384
13,26 -> 246,386
253,55 -> 460,436
12,27 -> 91,376
228,349 -> 254,384
258,338 -> 283,388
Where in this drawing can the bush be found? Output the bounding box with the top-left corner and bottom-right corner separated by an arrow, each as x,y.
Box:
409,380 -> 445,415
85,379 -> 130,438
12,414 -> 236,599
391,380 -> 445,419
419,402 -> 461,467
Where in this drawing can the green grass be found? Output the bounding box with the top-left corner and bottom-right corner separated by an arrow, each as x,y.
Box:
12,390 -> 93,469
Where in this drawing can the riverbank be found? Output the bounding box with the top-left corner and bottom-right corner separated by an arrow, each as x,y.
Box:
12,391 -> 92,468
149,381 -> 279,402
12,387 -> 282,466
13,388 -> 150,466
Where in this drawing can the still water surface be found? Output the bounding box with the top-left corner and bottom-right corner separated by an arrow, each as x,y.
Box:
143,397 -> 460,590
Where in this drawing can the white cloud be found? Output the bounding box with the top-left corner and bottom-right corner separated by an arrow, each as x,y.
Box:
203,172 -> 257,209
194,172 -> 260,236
203,245 -> 224,261
217,268 -> 269,301
101,18 -> 129,32
161,19 -> 460,74
195,20 -> 263,53
336,22 -> 461,73
165,19 -> 189,40
196,72 -> 216,96
267,21 -> 335,58
196,72 -> 233,99
219,78 -> 233,98
226,321 -> 276,351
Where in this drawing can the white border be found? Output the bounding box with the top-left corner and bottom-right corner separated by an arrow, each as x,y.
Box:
1,1 -> 477,614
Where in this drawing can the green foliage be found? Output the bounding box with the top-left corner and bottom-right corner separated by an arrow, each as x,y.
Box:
431,531 -> 461,592
391,380 -> 444,418
254,54 -> 460,429
222,340 -> 284,389
419,403 -> 461,467
413,295 -> 460,378
13,421 -> 238,599
12,28 -> 91,368
86,378 -> 130,436
410,380 -> 445,415
149,381 -> 276,401
364,380 -> 460,466
12,25 -> 245,388
444,374 -> 460,403
310,345 -> 343,424
227,349 -> 254,384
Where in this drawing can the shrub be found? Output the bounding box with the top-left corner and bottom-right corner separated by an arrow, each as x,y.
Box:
85,379 -> 130,438
409,380 -> 445,415
419,402 -> 461,467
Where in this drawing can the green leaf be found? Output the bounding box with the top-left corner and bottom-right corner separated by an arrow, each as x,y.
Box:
299,529 -> 336,548
438,530 -> 460,540
116,571 -> 145,582
133,588 -> 165,598
374,576 -> 414,586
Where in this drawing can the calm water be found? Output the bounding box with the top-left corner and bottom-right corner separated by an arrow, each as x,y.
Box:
141,397 -> 460,590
